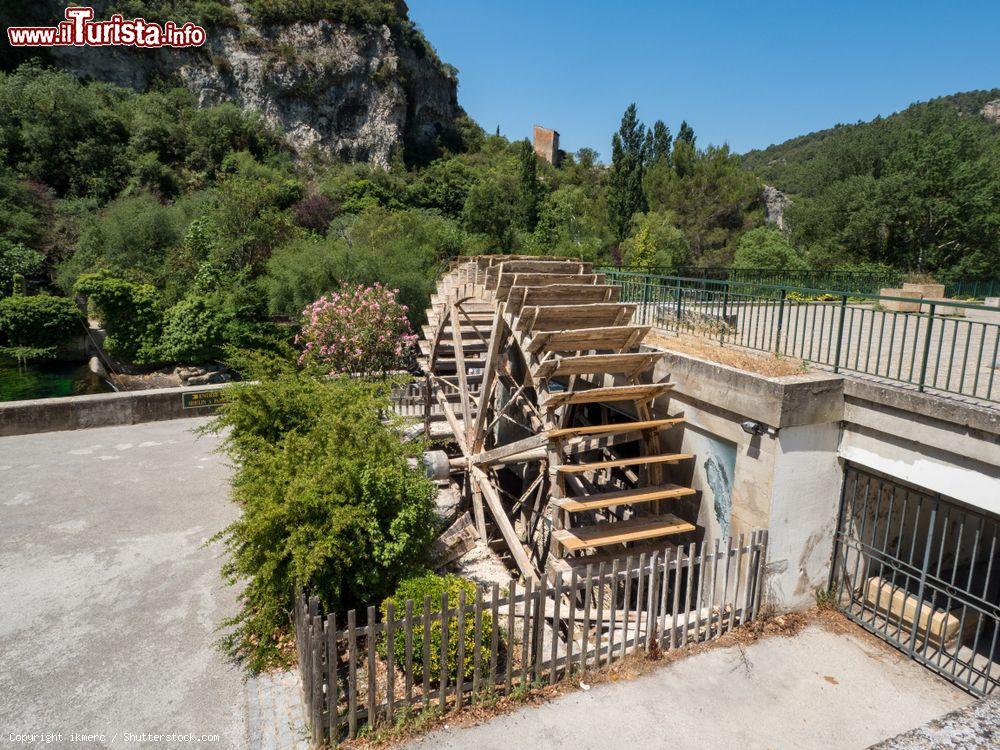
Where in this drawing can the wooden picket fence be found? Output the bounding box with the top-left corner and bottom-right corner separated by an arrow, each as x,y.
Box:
294,530 -> 768,746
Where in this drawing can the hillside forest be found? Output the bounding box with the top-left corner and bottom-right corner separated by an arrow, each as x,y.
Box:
0,57 -> 998,369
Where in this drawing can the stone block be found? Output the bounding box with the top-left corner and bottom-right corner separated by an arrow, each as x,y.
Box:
902,282 -> 946,298
879,288 -> 922,313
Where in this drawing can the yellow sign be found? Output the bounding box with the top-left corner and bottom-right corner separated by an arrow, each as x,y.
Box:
182,389 -> 227,409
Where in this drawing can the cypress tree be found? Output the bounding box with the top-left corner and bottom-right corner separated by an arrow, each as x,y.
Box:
607,103 -> 649,243
517,139 -> 540,231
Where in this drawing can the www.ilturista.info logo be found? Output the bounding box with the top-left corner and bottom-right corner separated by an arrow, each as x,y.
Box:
6,6 -> 207,48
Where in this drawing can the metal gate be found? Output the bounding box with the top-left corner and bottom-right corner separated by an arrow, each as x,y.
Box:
830,464 -> 999,695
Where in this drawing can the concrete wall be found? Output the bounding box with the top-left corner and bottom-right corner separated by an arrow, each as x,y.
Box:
643,342 -> 1000,615
648,348 -> 845,611
839,379 -> 1000,515
0,384 -> 228,437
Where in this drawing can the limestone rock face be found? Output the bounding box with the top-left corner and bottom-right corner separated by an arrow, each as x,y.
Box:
981,99 -> 1000,125
40,1 -> 462,167
762,184 -> 791,230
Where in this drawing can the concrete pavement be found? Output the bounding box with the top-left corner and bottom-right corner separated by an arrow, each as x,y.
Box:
0,418 -> 247,747
403,625 -> 973,750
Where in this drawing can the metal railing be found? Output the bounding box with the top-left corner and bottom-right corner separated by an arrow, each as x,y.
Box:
831,465 -> 999,696
603,270 -> 1000,404
600,267 -> 1000,299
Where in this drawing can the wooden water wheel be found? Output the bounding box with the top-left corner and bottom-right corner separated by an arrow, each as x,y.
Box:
419,256 -> 699,582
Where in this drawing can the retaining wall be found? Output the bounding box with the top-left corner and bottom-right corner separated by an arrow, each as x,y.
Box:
0,383 -> 228,437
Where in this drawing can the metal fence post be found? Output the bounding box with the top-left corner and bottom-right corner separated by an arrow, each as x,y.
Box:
720,284 -> 729,344
917,302 -> 935,392
833,294 -> 848,372
674,278 -> 682,330
775,287 -> 787,355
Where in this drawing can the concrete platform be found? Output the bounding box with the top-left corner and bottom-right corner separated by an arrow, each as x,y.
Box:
402,624 -> 973,750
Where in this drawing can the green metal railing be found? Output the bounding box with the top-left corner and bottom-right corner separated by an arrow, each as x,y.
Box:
600,267 -> 1000,300
604,270 -> 1000,404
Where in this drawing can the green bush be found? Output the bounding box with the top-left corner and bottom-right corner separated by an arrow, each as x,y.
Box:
0,240 -> 44,297
158,295 -> 231,363
74,272 -> 162,363
0,293 -> 83,350
207,357 -> 437,672
379,574 -> 496,685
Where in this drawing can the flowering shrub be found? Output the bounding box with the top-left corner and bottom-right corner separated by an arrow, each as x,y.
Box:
296,282 -> 417,375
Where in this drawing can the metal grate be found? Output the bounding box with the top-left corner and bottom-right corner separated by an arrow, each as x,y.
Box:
830,464 -> 999,696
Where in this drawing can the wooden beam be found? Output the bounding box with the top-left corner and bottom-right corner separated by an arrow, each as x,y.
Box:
449,301 -> 474,447
470,303 -> 506,453
470,466 -> 538,582
471,433 -> 549,466
547,417 -> 684,440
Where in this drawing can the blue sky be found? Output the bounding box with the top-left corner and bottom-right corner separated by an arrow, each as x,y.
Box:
407,0 -> 1000,160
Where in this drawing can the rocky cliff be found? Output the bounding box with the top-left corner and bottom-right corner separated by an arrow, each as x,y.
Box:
33,1 -> 464,167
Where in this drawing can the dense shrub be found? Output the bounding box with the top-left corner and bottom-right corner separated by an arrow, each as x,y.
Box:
0,293 -> 83,350
74,272 -> 162,363
296,283 -> 417,376
0,240 -> 44,296
732,226 -> 806,269
207,359 -> 437,671
158,295 -> 231,363
380,574 -> 497,685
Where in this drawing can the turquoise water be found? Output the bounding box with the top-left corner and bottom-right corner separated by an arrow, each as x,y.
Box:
0,359 -> 115,402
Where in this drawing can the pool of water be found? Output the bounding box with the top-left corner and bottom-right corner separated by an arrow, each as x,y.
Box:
0,359 -> 116,402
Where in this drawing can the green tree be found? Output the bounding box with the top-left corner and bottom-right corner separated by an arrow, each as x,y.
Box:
607,104 -> 649,242
517,139 -> 541,231
620,211 -> 689,269
732,226 -> 806,269
651,120 -> 672,166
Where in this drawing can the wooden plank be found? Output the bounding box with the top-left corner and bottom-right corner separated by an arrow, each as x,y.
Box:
439,591 -> 448,712
346,609 -> 358,739
526,325 -> 650,355
327,613 -> 338,743
489,583 -> 500,690
607,559 -> 620,666
505,582 -> 516,692
581,564 -> 594,673
385,602 -> 395,724
455,589 -> 466,710
517,303 -> 637,333
311,614 -> 323,745
553,484 -> 695,513
693,543 -> 706,644
540,383 -> 673,409
366,606 -> 377,729
553,514 -> 695,552
566,568 -> 578,671
422,595 -> 432,707
534,351 -> 666,379
509,284 -> 621,315
556,454 -> 694,475
520,579 -> 533,686
550,572 -> 562,684
533,576 -> 547,680
403,601 -> 414,705
473,588 -> 483,699
497,272 -> 602,301
547,417 -> 684,440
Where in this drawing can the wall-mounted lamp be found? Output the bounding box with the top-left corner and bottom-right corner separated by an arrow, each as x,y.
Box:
740,420 -> 768,436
